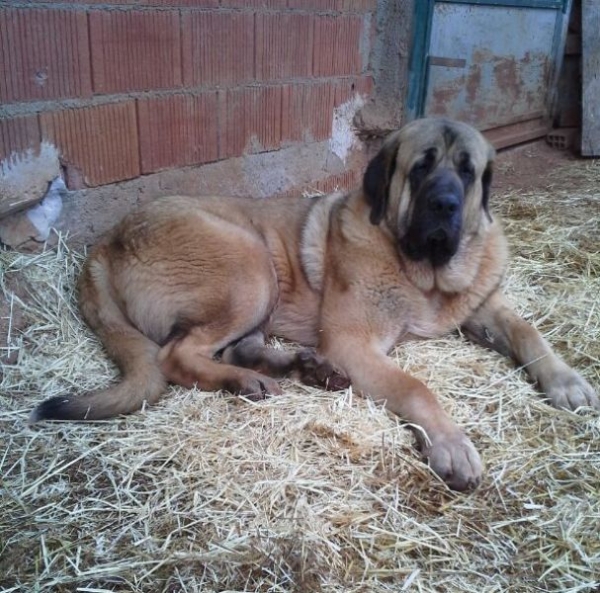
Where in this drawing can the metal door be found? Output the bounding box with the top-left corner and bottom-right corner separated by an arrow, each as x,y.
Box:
407,0 -> 571,147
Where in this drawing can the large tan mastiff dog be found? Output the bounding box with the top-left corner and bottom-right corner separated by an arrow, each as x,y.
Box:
31,118 -> 599,490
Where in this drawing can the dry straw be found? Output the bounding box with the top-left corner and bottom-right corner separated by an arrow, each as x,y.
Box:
1,158 -> 599,592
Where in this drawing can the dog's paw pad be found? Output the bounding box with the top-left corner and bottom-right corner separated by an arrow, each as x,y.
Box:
295,350 -> 350,391
231,371 -> 283,401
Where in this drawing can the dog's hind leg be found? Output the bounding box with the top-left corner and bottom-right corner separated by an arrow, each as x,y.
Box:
222,331 -> 350,391
158,327 -> 283,399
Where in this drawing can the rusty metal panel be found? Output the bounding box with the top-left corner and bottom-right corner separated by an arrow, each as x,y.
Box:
424,3 -> 559,131
581,0 -> 600,156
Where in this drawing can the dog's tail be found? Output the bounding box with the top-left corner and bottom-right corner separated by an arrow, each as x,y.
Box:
29,250 -> 167,423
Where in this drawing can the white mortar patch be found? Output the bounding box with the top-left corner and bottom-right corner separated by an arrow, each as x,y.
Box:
329,94 -> 366,164
26,177 -> 65,241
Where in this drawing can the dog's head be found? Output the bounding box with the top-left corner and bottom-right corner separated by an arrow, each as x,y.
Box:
363,118 -> 495,269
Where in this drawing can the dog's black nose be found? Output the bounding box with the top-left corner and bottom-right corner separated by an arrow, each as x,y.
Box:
428,193 -> 460,218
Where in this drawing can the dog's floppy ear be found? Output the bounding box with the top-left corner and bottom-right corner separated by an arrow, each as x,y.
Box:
363,135 -> 400,225
482,162 -> 493,222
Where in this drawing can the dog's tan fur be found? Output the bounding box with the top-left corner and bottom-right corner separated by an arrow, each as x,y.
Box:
31,118 -> 598,491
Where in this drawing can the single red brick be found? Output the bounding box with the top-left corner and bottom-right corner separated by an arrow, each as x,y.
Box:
140,0 -> 218,5
0,9 -> 91,104
182,11 -> 254,87
138,93 -> 219,174
223,0 -> 287,7
41,0 -> 217,3
287,0 -> 337,9
40,102 -> 140,187
221,86 -> 282,159
90,10 -> 181,94
338,0 -> 377,11
256,13 -> 312,81
313,15 -> 363,77
282,82 -> 337,144
0,115 -> 41,161
39,0 -> 135,3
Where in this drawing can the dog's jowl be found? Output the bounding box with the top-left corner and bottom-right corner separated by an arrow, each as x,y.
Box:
30,118 -> 599,491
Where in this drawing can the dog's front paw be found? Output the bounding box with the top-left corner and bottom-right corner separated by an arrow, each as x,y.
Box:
542,367 -> 599,411
424,432 -> 483,491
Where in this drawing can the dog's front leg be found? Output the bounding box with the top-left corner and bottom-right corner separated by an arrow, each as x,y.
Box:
463,290 -> 599,411
319,336 -> 482,491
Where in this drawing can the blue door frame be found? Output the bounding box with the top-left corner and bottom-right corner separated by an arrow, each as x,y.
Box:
406,0 -> 570,121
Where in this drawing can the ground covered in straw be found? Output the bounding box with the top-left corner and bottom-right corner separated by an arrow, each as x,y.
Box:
1,148 -> 599,592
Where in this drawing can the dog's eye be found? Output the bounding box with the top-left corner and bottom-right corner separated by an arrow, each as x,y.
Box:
458,162 -> 475,185
409,160 -> 431,193
413,161 -> 430,175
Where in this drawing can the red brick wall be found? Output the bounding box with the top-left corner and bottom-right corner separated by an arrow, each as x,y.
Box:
0,1 -> 375,191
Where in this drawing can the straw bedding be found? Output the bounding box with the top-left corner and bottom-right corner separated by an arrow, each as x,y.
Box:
1,158 -> 599,592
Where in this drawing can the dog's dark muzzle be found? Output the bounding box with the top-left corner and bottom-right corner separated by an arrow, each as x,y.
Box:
401,170 -> 464,268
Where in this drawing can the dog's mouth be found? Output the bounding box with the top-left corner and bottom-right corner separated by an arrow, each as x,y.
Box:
401,224 -> 461,268
425,227 -> 460,267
